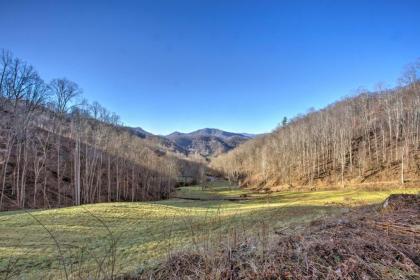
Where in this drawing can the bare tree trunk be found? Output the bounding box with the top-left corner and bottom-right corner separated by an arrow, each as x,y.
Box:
57,133 -> 61,205
20,141 -> 28,208
0,134 -> 13,209
74,135 -> 81,205
401,145 -> 404,185
116,160 -> 120,201
107,155 -> 111,202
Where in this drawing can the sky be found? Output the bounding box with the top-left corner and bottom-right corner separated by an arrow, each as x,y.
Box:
1,0 -> 420,135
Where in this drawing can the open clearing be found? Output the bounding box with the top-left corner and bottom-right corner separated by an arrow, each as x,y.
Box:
0,180 -> 418,279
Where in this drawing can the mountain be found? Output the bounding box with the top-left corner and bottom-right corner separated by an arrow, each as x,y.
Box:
166,128 -> 254,157
126,127 -> 188,155
129,127 -> 154,138
126,127 -> 255,158
168,128 -> 254,139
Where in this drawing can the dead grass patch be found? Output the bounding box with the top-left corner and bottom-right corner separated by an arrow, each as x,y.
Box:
140,194 -> 420,280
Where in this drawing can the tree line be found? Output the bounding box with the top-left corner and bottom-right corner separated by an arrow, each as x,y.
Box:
0,50 -> 203,210
212,60 -> 420,188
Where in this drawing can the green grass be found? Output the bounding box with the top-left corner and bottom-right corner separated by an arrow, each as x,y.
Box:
174,180 -> 250,200
0,181 -> 418,279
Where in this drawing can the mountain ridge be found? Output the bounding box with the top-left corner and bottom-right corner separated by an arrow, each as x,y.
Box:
129,127 -> 256,157
166,128 -> 256,139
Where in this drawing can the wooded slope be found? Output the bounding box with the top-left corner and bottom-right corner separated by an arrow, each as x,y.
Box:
0,50 -> 204,210
212,68 -> 420,189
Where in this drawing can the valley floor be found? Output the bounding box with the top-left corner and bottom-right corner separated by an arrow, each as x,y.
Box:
0,180 -> 418,279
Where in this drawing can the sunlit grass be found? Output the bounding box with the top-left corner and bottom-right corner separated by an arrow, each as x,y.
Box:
0,181 -> 418,279
174,180 -> 249,199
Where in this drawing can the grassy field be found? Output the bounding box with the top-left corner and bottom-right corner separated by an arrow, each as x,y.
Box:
0,180 -> 418,279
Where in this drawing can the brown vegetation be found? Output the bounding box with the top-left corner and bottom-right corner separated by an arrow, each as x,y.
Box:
0,50 -> 204,210
141,194 -> 420,279
212,61 -> 420,189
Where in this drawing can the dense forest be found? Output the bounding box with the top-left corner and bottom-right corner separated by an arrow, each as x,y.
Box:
212,61 -> 420,189
0,50 -> 204,210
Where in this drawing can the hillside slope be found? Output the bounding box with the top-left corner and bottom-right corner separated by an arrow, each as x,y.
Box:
127,127 -> 188,156
0,105 -> 207,210
0,51 -> 204,210
212,82 -> 420,189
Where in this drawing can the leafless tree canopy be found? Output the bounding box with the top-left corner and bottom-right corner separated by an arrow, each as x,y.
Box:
1,49 -> 418,210
0,50 -> 203,210
212,61 -> 420,188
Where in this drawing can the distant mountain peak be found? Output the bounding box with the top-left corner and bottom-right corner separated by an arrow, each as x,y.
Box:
165,128 -> 256,157
167,131 -> 183,137
129,127 -> 256,158
166,128 -> 255,139
129,127 -> 153,138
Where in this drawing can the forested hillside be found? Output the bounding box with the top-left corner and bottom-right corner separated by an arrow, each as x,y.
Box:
0,50 -> 204,210
212,63 -> 420,189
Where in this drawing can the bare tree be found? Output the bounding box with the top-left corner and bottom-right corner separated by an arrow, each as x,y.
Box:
213,60 -> 420,190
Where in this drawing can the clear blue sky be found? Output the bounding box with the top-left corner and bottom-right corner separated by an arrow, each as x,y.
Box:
1,0 -> 419,135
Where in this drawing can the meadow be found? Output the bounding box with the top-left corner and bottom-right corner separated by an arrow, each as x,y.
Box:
0,180 -> 418,279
